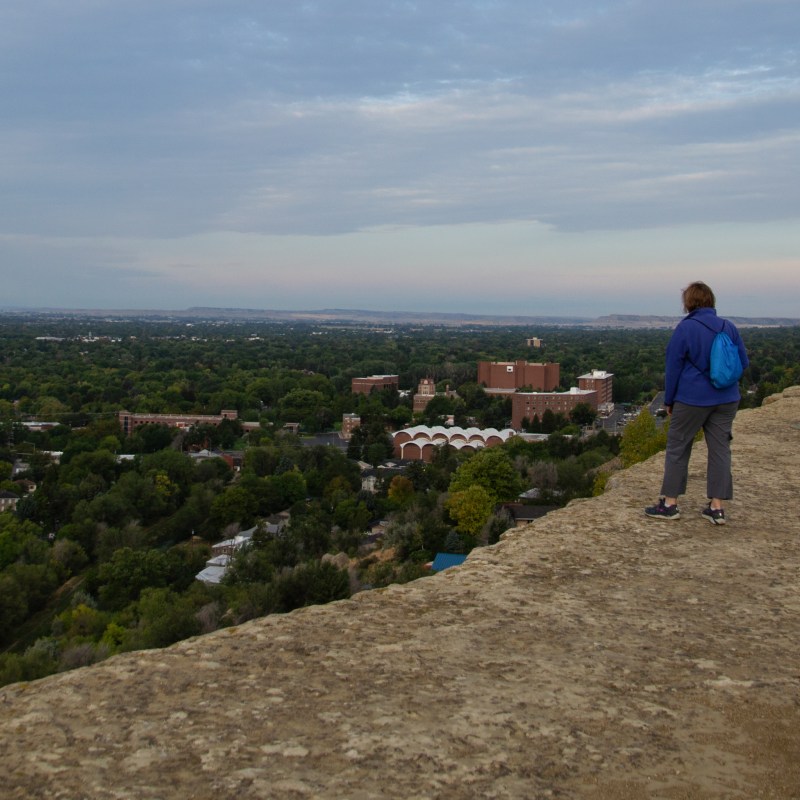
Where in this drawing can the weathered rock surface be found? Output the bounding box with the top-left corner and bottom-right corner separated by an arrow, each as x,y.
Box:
3,389 -> 800,799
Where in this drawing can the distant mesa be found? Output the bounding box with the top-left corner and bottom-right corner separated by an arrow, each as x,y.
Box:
1,306 -> 797,328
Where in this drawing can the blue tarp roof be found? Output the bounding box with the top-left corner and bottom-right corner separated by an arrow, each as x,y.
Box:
431,553 -> 467,572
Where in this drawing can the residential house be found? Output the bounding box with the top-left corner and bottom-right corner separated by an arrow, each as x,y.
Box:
0,490 -> 19,513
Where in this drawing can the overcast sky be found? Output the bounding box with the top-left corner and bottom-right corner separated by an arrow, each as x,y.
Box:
1,1 -> 798,317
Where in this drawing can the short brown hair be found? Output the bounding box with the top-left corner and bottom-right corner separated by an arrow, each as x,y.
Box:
682,281 -> 716,313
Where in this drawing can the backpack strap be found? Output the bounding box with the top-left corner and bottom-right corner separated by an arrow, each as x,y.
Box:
685,315 -> 724,375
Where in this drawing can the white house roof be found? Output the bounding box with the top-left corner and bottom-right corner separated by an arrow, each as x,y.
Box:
195,565 -> 228,585
211,526 -> 257,552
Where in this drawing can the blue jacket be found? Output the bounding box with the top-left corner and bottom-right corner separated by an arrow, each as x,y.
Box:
664,308 -> 749,407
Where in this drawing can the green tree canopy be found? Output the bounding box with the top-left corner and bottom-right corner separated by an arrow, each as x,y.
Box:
96,547 -> 178,611
449,447 -> 523,501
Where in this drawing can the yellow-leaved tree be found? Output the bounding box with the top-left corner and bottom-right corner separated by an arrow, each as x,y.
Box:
619,410 -> 668,468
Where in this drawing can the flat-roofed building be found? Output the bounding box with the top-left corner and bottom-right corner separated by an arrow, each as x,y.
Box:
478,361 -> 560,392
341,413 -> 361,439
577,370 -> 614,413
510,388 -> 598,430
351,374 -> 399,395
118,409 -> 238,436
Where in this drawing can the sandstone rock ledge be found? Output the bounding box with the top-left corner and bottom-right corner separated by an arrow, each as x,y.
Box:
3,389 -> 800,800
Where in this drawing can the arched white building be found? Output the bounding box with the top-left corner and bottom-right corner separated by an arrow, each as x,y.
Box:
392,425 -> 516,462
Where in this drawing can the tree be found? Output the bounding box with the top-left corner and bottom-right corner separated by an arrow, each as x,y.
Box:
569,402 -> 597,426
287,506 -> 332,560
267,470 -> 307,511
333,498 -> 370,533
388,404 -> 412,428
55,602 -> 108,640
541,408 -> 558,433
0,516 -> 46,570
346,421 -> 393,464
420,394 -> 455,425
620,410 -> 668,467
449,447 -> 523,501
556,459 -> 591,498
243,447 -> 277,478
387,475 -> 414,508
383,517 -> 423,560
479,396 -> 511,429
129,424 -> 175,454
210,485 -> 259,529
0,573 -> 28,644
278,389 -> 327,424
127,587 -> 202,650
193,457 -> 233,485
60,448 -> 118,485
323,475 -> 355,508
96,547 -> 175,611
442,530 -> 466,553
272,561 -> 350,612
547,432 -> 573,460
403,460 -> 430,492
139,449 -> 194,497
50,538 -> 88,576
485,507 -> 514,545
445,484 -> 494,540
224,542 -> 277,585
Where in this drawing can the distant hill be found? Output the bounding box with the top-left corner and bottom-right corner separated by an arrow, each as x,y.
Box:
592,314 -> 800,329
1,306 -> 797,328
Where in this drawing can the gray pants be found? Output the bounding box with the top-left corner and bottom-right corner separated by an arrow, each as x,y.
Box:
661,401 -> 739,500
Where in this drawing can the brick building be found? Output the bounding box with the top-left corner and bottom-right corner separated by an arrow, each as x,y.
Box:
510,388 -> 598,430
341,413 -> 362,440
351,375 -> 399,395
577,370 -> 614,414
118,409 -> 239,436
413,378 -> 436,412
393,425 -> 516,462
478,361 -> 560,392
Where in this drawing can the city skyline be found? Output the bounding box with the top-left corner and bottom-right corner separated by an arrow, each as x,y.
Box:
2,1 -> 798,317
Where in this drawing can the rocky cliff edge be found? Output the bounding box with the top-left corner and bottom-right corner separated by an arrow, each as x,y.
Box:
3,388 -> 800,799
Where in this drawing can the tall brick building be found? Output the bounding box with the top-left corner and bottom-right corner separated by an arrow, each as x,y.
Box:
478,361 -> 560,392
341,413 -> 362,440
577,370 -> 614,413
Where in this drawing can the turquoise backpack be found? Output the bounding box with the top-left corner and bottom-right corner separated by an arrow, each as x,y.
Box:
692,318 -> 744,389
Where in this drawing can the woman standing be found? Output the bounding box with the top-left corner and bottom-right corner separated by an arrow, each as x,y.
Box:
645,281 -> 748,525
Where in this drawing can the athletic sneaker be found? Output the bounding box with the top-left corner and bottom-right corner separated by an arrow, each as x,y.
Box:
644,498 -> 680,520
702,504 -> 726,525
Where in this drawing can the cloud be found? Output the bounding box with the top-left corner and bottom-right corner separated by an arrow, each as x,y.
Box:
0,1 -> 798,314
